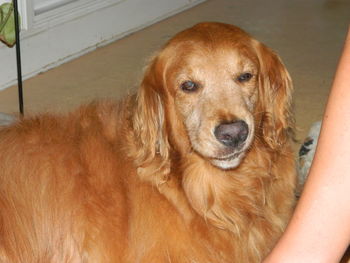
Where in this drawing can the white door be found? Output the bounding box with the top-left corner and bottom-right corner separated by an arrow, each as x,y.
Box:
0,0 -> 204,90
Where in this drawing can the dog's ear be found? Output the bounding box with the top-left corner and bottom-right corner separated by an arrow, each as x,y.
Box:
132,55 -> 170,182
254,41 -> 295,149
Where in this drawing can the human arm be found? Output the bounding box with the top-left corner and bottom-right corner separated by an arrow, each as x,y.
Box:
263,26 -> 350,263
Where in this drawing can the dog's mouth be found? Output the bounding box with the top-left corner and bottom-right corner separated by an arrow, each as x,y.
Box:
210,150 -> 246,170
215,151 -> 242,160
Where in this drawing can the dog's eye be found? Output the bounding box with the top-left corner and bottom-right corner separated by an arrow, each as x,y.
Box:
180,81 -> 199,93
237,73 -> 253,83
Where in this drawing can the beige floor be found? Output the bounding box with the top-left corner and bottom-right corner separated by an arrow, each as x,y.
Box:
0,0 -> 349,144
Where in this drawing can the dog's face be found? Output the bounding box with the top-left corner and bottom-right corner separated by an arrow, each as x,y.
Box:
167,46 -> 258,169
134,22 -> 293,171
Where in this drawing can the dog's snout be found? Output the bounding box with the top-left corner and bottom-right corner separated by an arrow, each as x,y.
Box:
214,120 -> 249,148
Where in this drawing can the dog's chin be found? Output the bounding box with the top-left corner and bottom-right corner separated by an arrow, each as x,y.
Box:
210,152 -> 245,170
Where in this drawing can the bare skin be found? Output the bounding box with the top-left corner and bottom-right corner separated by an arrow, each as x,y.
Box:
263,26 -> 350,263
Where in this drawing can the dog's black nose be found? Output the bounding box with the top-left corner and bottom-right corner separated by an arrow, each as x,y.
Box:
214,120 -> 249,147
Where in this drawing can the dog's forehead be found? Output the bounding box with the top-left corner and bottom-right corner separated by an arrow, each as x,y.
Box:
194,47 -> 250,64
164,28 -> 258,70
171,46 -> 257,74
159,24 -> 260,83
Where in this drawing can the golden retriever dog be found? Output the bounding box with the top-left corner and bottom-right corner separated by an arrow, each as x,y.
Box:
0,22 -> 296,262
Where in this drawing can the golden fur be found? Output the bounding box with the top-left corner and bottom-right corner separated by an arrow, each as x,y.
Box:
0,22 -> 296,262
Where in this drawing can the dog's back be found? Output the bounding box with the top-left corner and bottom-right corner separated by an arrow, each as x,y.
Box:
0,102 -> 132,262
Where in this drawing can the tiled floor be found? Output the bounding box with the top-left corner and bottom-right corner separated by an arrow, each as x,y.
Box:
0,0 -> 349,144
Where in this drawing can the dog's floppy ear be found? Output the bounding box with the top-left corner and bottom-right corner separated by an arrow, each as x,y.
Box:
254,41 -> 295,149
132,55 -> 170,182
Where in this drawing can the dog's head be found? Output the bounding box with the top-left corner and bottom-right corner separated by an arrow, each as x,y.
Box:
133,22 -> 294,173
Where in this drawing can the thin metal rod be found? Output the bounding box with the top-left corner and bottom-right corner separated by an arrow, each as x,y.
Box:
13,0 -> 24,115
